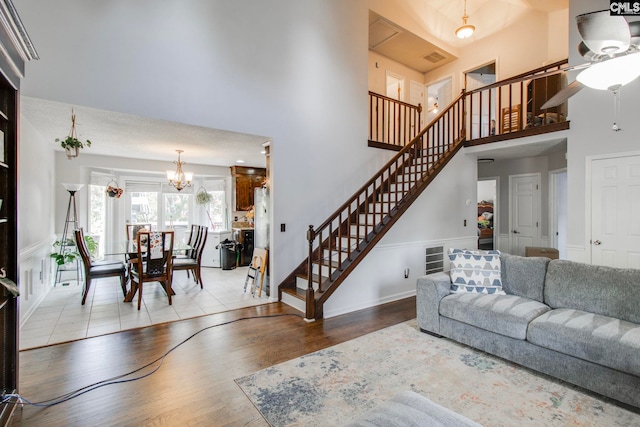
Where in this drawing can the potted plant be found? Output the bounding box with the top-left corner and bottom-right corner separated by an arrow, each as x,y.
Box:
56,109 -> 92,159
56,136 -> 91,159
106,179 -> 123,198
50,235 -> 98,266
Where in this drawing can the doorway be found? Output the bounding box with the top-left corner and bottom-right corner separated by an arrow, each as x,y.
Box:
509,173 -> 541,256
590,154 -> 640,268
426,76 -> 452,125
465,61 -> 497,138
549,169 -> 567,259
477,178 -> 498,250
386,71 -> 405,101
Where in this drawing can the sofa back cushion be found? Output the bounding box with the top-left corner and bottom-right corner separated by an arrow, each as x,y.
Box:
544,260 -> 640,324
500,253 -> 549,303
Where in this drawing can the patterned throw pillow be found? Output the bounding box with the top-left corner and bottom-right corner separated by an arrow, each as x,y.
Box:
448,248 -> 505,294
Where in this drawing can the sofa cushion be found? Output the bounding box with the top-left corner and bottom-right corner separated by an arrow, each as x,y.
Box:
545,260 -> 640,324
500,253 -> 549,302
448,249 -> 505,294
439,293 -> 550,340
527,308 -> 640,377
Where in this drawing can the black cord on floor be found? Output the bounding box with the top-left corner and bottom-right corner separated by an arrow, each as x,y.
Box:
2,313 -> 304,408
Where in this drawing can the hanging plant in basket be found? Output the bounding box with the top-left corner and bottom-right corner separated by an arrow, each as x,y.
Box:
106,179 -> 124,198
195,186 -> 216,230
56,109 -> 91,159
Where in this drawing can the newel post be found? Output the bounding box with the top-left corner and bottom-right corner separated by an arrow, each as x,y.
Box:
306,225 -> 316,320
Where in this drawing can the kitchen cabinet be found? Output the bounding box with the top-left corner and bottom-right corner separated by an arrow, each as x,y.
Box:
231,166 -> 266,211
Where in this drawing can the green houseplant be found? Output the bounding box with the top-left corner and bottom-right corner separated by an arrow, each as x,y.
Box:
57,109 -> 92,159
50,235 -> 98,266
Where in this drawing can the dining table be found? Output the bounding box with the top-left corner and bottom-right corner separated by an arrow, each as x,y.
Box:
104,240 -> 193,303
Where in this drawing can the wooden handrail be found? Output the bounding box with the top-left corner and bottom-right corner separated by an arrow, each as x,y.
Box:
369,91 -> 422,148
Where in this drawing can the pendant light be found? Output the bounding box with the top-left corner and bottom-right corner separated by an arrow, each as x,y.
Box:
455,0 -> 475,39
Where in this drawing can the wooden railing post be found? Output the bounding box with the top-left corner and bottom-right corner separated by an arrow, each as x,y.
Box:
306,225 -> 316,320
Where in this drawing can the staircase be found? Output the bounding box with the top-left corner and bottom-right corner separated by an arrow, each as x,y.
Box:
279,92 -> 466,320
278,60 -> 571,320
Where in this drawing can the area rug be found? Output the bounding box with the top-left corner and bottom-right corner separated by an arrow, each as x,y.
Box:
235,320 -> 640,427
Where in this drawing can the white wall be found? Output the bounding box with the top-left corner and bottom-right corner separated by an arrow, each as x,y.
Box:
566,0 -> 640,262
325,151 -> 477,317
15,0 -> 387,295
18,115 -> 56,324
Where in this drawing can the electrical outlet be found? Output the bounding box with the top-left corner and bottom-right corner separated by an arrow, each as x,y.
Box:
464,219 -> 467,227
280,223 -> 286,232
404,267 -> 410,279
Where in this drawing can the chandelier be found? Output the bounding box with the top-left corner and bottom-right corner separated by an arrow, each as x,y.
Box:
166,149 -> 193,191
455,0 -> 475,39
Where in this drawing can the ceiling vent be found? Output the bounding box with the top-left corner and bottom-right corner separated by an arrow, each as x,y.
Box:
369,18 -> 403,49
423,51 -> 447,63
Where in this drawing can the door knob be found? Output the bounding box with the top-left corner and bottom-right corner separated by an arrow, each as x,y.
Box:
593,240 -> 602,245
513,230 -> 520,234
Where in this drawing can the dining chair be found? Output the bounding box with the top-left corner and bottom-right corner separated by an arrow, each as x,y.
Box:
128,230 -> 174,310
175,224 -> 199,260
173,225 -> 208,288
126,223 -> 152,240
75,229 -> 127,305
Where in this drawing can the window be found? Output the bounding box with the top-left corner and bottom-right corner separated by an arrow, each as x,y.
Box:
207,190 -> 226,230
164,193 -> 190,228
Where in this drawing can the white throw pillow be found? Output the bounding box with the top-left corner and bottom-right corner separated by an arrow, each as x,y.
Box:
448,248 -> 505,294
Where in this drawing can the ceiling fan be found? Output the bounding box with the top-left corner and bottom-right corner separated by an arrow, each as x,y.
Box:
541,10 -> 640,131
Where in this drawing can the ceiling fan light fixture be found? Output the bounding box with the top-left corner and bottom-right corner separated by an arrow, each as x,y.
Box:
576,52 -> 640,90
455,0 -> 475,39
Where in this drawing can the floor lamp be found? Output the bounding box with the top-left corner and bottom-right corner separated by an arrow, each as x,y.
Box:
54,183 -> 84,285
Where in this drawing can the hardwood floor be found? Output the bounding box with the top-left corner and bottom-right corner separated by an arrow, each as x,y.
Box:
12,298 -> 416,426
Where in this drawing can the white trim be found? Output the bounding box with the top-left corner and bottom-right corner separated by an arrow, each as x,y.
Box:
19,237 -> 54,259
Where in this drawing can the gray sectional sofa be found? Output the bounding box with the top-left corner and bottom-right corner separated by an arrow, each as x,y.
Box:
417,253 -> 640,409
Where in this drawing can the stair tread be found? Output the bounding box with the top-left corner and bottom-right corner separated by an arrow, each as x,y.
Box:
281,287 -> 307,300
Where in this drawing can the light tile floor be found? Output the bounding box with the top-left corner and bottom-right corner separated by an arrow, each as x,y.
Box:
20,266 -> 271,350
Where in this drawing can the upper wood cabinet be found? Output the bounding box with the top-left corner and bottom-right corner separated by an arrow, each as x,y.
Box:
231,166 -> 266,211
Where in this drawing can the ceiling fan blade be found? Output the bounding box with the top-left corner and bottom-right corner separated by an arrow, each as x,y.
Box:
540,80 -> 584,110
576,10 -> 630,55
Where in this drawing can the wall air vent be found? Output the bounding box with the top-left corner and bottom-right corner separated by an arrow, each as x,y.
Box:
369,18 -> 402,50
423,51 -> 446,63
425,246 -> 444,275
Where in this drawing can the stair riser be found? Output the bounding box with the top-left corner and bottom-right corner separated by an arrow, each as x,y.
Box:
377,192 -> 401,203
368,203 -> 393,214
349,224 -> 374,236
296,276 -> 320,291
281,292 -> 306,313
388,182 -> 412,193
394,173 -> 420,183
339,236 -> 362,250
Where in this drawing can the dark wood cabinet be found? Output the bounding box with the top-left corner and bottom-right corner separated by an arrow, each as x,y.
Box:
231,166 -> 266,211
0,74 -> 18,426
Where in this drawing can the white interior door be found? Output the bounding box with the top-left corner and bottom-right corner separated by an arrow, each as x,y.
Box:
591,155 -> 640,268
509,173 -> 540,256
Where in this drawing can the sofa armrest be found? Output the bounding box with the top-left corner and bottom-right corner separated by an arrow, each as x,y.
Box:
416,272 -> 451,336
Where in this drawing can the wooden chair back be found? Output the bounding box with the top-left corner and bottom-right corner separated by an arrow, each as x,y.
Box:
136,231 -> 174,280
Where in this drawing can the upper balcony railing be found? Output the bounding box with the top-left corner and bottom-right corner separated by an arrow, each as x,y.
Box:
368,59 -> 570,149
368,91 -> 422,149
